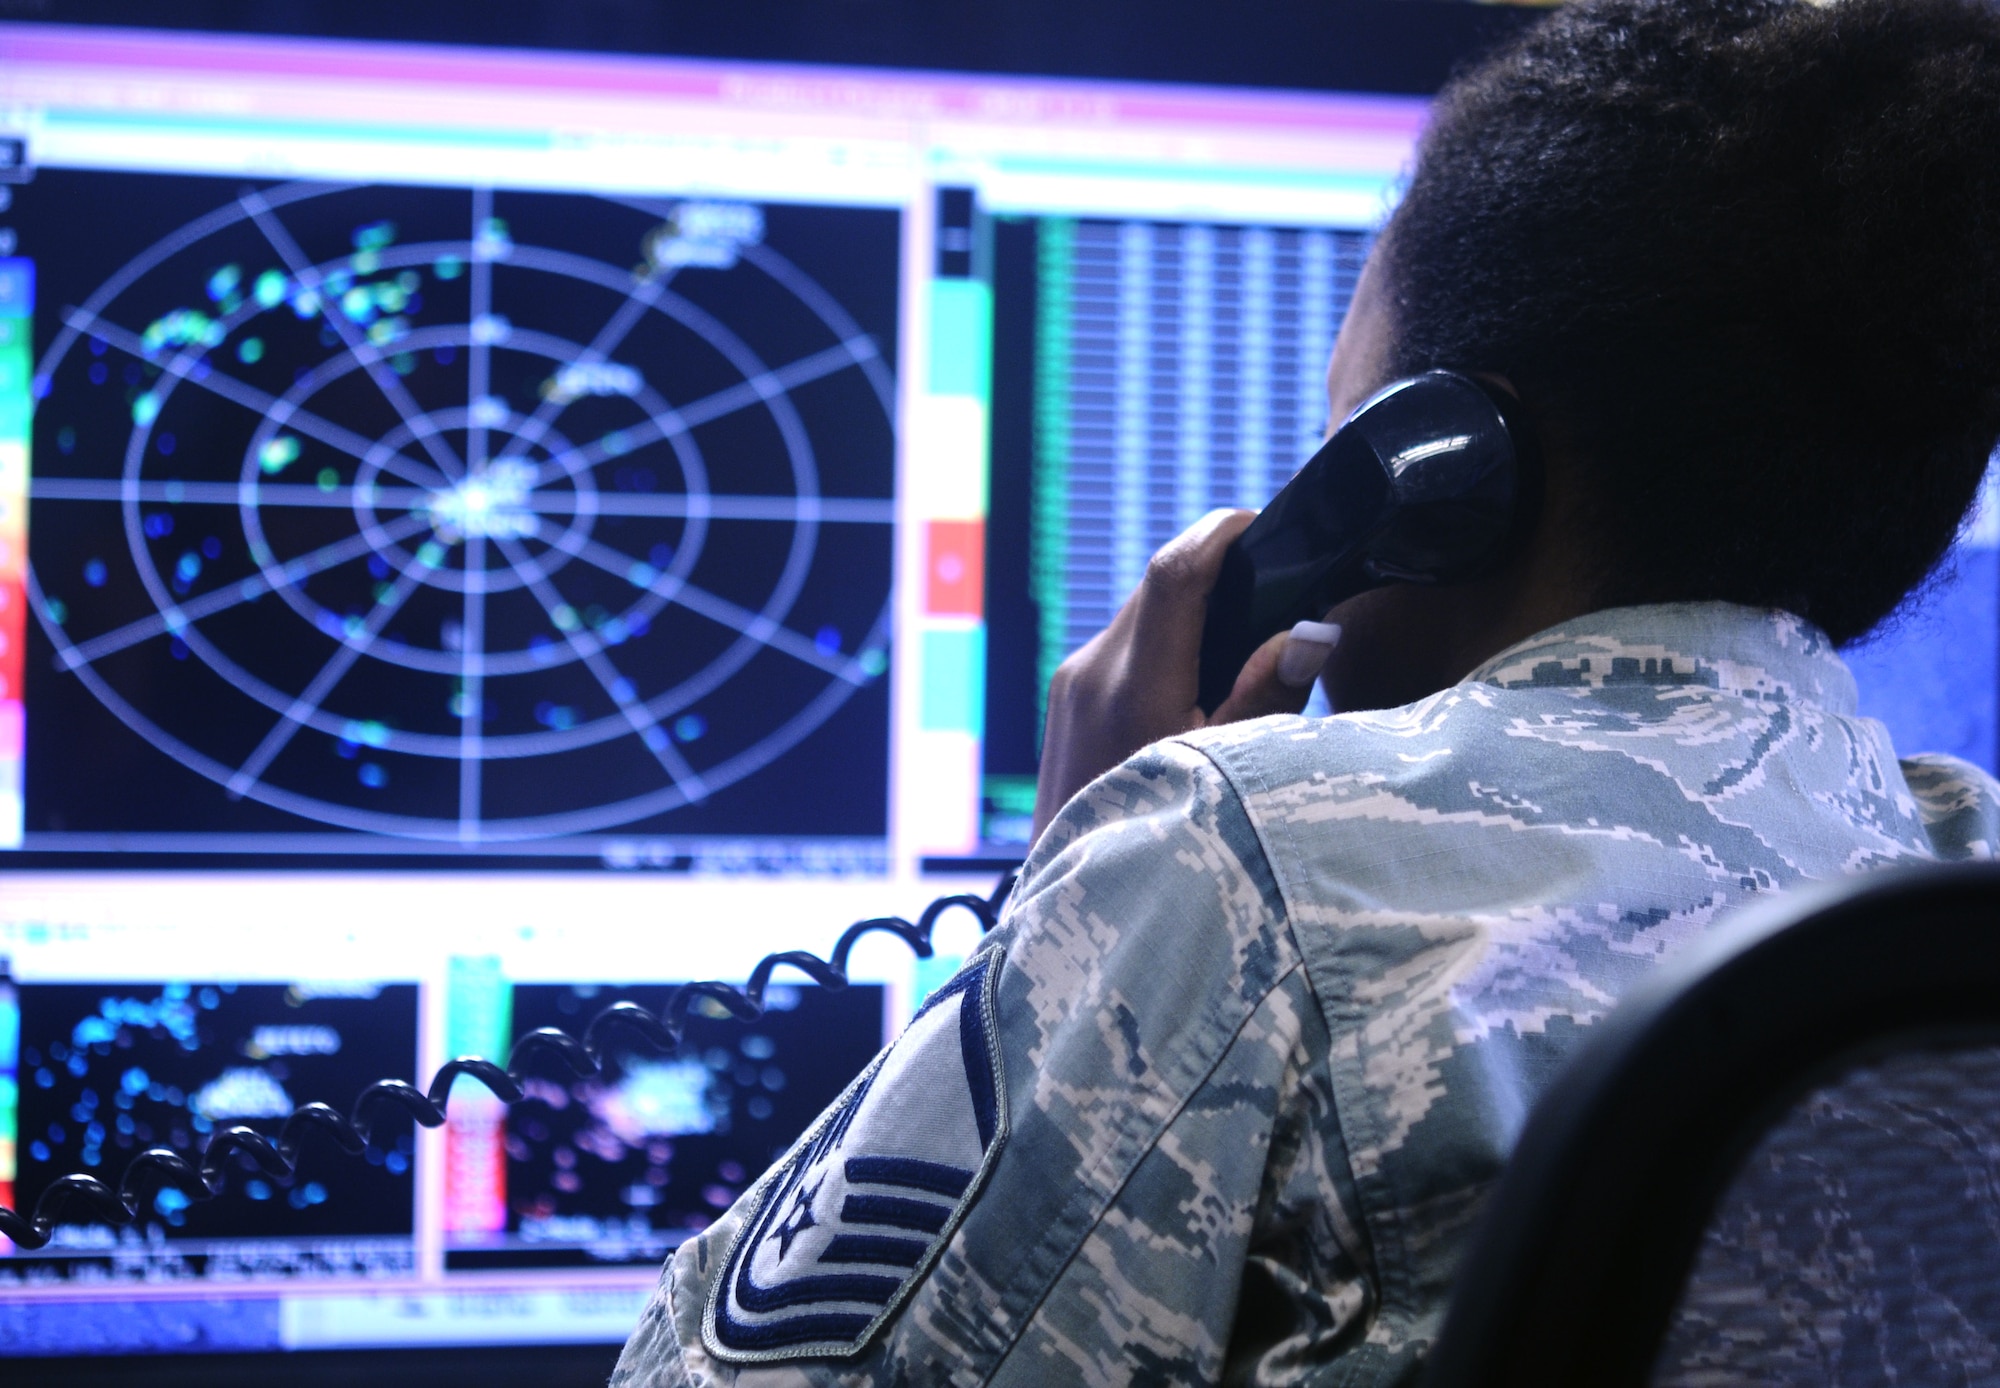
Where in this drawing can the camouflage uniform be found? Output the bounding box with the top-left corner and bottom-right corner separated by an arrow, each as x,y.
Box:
614,601 -> 2000,1387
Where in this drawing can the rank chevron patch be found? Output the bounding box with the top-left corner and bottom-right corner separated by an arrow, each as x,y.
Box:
703,947 -> 1009,1363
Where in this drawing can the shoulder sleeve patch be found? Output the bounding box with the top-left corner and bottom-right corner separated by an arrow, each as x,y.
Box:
702,947 -> 1008,1364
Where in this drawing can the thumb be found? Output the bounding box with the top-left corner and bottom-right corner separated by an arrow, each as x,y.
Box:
1209,620 -> 1341,726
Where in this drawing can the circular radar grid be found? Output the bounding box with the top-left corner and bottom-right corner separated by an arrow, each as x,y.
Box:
29,183 -> 897,842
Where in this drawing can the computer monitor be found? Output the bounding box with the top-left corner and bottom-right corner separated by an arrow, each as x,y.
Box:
0,12 -> 1987,1371
0,19 -> 1419,1363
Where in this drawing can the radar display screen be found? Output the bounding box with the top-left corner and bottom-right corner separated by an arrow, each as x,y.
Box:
446,981 -> 883,1272
5,981 -> 419,1286
15,171 -> 896,865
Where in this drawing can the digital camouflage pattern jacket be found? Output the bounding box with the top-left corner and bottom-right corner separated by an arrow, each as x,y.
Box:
613,601 -> 2000,1387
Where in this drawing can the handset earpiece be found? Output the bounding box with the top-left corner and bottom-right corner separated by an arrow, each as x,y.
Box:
1195,369 -> 1541,714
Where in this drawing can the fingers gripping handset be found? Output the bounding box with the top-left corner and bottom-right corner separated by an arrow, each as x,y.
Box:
1032,370 -> 1539,841
1196,370 -> 1542,713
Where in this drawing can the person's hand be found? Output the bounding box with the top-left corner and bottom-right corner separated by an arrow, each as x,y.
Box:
1031,508 -> 1343,842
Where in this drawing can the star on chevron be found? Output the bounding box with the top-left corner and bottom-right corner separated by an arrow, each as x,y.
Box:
768,1178 -> 822,1261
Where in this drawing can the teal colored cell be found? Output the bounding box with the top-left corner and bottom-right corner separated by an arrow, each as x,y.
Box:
0,987 -> 18,1068
445,956 -> 511,1080
928,278 -> 992,399
339,718 -> 390,748
259,434 -> 300,473
920,627 -> 986,733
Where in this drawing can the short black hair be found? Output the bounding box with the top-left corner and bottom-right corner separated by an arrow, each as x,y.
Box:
1384,0 -> 2000,644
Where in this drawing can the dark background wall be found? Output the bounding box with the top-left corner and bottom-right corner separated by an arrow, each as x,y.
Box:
0,0 -> 1544,95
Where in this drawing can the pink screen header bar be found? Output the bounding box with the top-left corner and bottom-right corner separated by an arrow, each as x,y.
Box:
0,21 -> 1428,141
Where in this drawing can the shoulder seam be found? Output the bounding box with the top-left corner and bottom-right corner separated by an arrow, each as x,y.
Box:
1170,733 -> 1315,986
1176,730 -> 1408,1337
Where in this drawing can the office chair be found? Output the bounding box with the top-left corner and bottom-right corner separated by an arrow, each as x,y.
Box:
1419,861 -> 2000,1388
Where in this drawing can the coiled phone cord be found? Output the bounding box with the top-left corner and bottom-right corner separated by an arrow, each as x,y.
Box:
0,875 -> 1013,1251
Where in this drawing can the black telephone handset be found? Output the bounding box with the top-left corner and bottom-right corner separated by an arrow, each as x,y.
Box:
1196,370 -> 1542,714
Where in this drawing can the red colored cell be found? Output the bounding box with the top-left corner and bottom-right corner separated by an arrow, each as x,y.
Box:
924,520 -> 984,617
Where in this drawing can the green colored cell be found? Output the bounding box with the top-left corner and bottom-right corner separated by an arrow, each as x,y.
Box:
983,774 -> 1039,816
1030,219 -> 1076,737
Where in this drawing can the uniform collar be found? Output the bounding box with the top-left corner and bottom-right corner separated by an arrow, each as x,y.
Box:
1464,602 -> 1856,714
